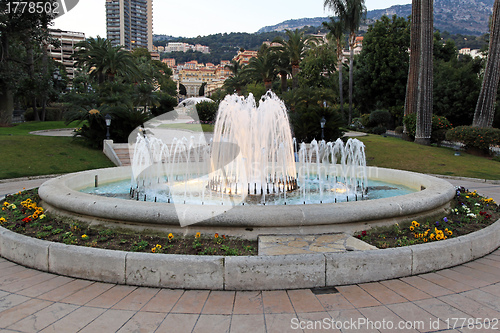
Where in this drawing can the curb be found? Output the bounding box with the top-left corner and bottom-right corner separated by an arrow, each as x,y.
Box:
430,174 -> 500,185
0,219 -> 498,290
0,174 -> 63,184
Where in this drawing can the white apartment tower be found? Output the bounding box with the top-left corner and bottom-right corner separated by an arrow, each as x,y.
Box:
105,0 -> 153,51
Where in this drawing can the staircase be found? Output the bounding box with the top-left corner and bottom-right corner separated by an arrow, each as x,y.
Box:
113,145 -> 132,166
103,141 -> 133,166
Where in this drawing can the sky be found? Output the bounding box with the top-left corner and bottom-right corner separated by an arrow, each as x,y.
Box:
53,0 -> 412,39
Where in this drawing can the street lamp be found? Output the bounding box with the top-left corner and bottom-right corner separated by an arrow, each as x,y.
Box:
320,116 -> 326,141
105,114 -> 112,140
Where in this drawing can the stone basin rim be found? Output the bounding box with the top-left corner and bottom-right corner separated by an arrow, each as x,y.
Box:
37,166 -> 456,230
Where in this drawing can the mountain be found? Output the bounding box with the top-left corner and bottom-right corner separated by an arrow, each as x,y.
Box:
257,0 -> 494,36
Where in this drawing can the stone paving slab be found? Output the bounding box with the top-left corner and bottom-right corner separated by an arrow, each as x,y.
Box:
258,233 -> 377,255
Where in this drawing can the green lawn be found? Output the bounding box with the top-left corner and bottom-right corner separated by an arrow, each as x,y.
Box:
359,134 -> 500,180
1,122 -> 499,180
0,121 -> 115,179
157,123 -> 214,132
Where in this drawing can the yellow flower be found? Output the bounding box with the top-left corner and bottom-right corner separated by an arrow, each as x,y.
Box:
168,233 -> 174,240
3,202 -> 9,207
0,217 -> 5,223
89,109 -> 100,115
39,214 -> 46,220
430,233 -> 435,240
447,230 -> 453,235
81,234 -> 88,240
423,238 -> 428,242
195,232 -> 201,238
411,220 -> 418,226
215,233 -> 219,238
409,226 -> 414,231
151,247 -> 156,253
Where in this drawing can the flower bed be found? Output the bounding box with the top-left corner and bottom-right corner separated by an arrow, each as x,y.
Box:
1,189 -> 257,256
355,187 -> 499,248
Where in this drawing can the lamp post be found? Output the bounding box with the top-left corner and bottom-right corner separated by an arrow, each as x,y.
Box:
105,114 -> 112,140
320,116 -> 326,141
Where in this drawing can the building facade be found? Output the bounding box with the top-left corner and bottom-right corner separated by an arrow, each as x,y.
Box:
105,0 -> 153,51
47,29 -> 86,82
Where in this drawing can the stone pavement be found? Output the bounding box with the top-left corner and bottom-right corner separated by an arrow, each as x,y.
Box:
0,177 -> 499,332
258,233 -> 377,255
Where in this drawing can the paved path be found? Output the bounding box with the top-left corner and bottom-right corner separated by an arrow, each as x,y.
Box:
0,177 -> 499,332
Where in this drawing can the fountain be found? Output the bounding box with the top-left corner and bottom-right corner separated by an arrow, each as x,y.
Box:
38,92 -> 456,237
9,92 -> 487,291
129,92 -> 367,208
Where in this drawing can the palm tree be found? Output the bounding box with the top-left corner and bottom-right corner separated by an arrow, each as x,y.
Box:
74,37 -> 141,84
473,0 -> 500,128
273,29 -> 317,89
274,50 -> 291,93
415,0 -> 433,145
323,17 -> 346,119
403,0 -> 421,140
134,82 -> 160,113
324,0 -> 366,126
241,51 -> 278,91
223,59 -> 245,95
224,59 -> 242,76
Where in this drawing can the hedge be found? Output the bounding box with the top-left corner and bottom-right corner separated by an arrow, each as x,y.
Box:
446,126 -> 500,153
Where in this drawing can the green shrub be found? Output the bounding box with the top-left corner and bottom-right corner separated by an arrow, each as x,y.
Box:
371,126 -> 387,135
403,113 -> 453,143
194,101 -> 218,123
446,126 -> 500,154
360,114 -> 371,128
24,104 -> 70,121
394,126 -> 404,134
369,110 -> 391,127
151,94 -> 178,118
66,106 -> 151,148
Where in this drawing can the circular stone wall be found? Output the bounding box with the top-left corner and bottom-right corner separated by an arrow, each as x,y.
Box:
38,166 -> 456,238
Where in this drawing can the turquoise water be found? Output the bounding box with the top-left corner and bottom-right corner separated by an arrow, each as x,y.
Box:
80,179 -> 416,205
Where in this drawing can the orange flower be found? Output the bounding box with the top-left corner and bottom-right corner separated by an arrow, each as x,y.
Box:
214,233 -> 219,238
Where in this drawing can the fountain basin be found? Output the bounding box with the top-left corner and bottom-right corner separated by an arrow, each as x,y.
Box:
38,166 -> 456,238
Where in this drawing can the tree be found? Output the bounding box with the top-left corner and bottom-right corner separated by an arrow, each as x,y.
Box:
241,50 -> 278,91
299,42 -> 337,89
223,59 -> 245,95
199,82 -> 207,96
324,0 -> 367,125
404,0 -> 421,139
273,29 -> 317,89
0,0 -> 57,125
434,55 -> 482,126
73,37 -> 141,84
224,59 -> 242,76
415,0 -> 434,145
133,83 -> 159,112
473,0 -> 500,128
354,15 -> 410,114
323,17 -> 346,117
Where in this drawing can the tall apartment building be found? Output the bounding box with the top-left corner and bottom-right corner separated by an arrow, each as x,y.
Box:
47,29 -> 86,82
105,0 -> 153,51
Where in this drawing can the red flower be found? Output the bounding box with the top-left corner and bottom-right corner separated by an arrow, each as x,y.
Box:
361,230 -> 367,236
22,217 -> 31,223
